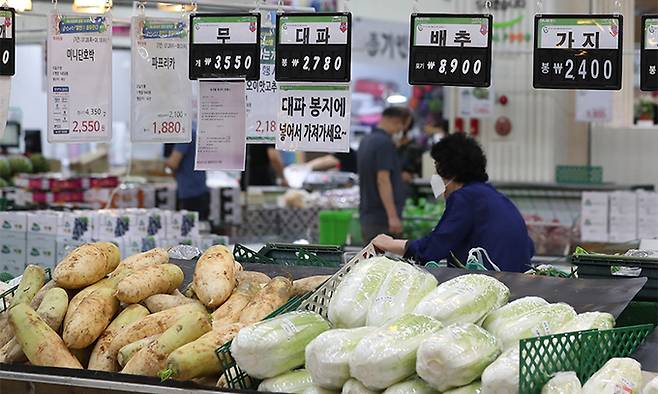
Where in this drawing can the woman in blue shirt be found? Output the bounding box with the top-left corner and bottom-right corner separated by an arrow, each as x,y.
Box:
372,133 -> 534,272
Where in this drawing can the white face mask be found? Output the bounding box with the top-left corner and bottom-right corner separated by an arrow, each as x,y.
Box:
430,175 -> 452,199
392,131 -> 404,144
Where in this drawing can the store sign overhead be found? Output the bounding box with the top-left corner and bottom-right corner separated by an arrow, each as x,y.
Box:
0,7 -> 15,76
189,13 -> 261,80
640,15 -> 658,92
408,14 -> 493,87
275,13 -> 352,83
533,14 -> 623,90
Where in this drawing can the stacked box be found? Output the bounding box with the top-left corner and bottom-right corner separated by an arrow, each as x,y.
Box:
58,211 -> 94,241
0,232 -> 27,276
27,211 -> 59,268
637,191 -> 658,240
608,191 -> 638,243
581,192 -> 609,242
166,211 -> 199,238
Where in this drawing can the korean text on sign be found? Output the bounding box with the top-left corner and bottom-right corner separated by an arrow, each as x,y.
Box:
640,16 -> 658,91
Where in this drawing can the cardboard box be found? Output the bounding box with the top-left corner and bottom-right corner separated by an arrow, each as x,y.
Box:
58,211 -> 94,241
166,211 -> 199,238
197,235 -> 229,251
94,211 -> 133,240
27,211 -> 60,236
56,237 -> 86,262
131,209 -> 166,238
637,191 -> 658,239
27,234 -> 58,270
608,192 -> 638,243
581,192 -> 609,242
0,232 -> 27,276
0,211 -> 28,233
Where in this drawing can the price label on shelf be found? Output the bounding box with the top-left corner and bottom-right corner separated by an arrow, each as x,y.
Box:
533,15 -> 623,90
0,7 -> 15,76
275,13 -> 352,82
641,15 -> 658,92
276,84 -> 351,153
189,13 -> 260,80
409,14 -> 492,87
47,12 -> 112,143
131,16 -> 192,143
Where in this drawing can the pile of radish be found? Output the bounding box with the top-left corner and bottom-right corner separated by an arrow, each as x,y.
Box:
0,243 -> 329,387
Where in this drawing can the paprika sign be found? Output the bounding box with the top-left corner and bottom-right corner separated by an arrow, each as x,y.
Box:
641,15 -> 658,91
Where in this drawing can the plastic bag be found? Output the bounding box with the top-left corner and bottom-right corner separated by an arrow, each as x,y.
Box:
541,372 -> 582,394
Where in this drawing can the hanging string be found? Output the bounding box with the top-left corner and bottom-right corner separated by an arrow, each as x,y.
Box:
342,0 -> 350,13
536,0 -> 543,16
484,0 -> 491,15
613,0 -> 622,17
277,0 -> 283,14
412,0 -> 419,14
137,0 -> 145,16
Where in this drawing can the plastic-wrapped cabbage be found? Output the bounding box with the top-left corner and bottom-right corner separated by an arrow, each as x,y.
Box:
413,274 -> 509,326
258,369 -> 314,393
480,348 -> 520,394
643,375 -> 658,394
582,358 -> 642,394
541,372 -> 582,394
494,303 -> 576,349
303,386 -> 341,394
383,376 -> 438,394
483,296 -> 549,333
342,378 -> 381,394
443,381 -> 482,393
365,263 -> 437,327
556,312 -> 614,334
416,323 -> 501,391
305,327 -> 377,390
328,257 -> 397,328
349,314 -> 443,390
231,311 -> 330,379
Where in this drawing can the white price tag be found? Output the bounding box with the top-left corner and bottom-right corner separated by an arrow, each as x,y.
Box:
195,80 -> 247,171
47,12 -> 112,143
276,83 -> 351,153
131,17 -> 192,143
0,76 -> 9,139
246,26 -> 277,144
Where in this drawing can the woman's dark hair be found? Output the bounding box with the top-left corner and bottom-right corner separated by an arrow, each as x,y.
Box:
431,132 -> 488,183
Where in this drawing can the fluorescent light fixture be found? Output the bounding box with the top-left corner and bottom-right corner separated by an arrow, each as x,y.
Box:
386,94 -> 408,104
72,0 -> 112,13
157,2 -> 195,12
7,0 -> 32,12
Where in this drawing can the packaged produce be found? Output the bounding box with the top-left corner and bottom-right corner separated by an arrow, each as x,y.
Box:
328,257 -> 397,328
383,376 -> 438,393
342,378 -> 381,394
305,327 -> 377,389
480,348 -> 520,394
582,358 -> 642,394
193,245 -> 237,308
365,263 -> 437,327
54,243 -> 120,289
493,303 -> 577,348
482,296 -> 548,334
143,293 -> 197,313
239,276 -> 293,324
8,303 -> 82,369
121,310 -> 211,376
643,376 -> 658,394
115,264 -> 184,304
443,381 -> 482,393
556,312 -> 614,333
212,281 -> 260,323
413,274 -> 509,326
112,248 -> 168,275
231,311 -> 330,379
257,369 -> 314,393
349,313 -> 443,390
541,372 -> 582,394
416,323 -> 501,391
293,275 -> 331,296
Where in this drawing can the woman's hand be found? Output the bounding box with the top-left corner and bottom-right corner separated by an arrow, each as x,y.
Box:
372,234 -> 408,256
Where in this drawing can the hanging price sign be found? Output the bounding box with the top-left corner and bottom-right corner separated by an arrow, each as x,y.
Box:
0,7 -> 15,76
131,16 -> 192,143
47,12 -> 113,143
275,13 -> 351,82
409,14 -> 492,87
189,13 -> 260,80
533,15 -> 623,90
641,15 -> 658,91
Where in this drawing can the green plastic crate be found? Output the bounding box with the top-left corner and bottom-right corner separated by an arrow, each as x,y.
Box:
319,210 -> 353,246
233,243 -> 342,268
1,268 -> 52,313
519,324 -> 654,394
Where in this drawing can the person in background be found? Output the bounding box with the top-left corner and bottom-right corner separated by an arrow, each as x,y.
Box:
397,116 -> 423,199
372,133 -> 534,272
165,127 -> 210,221
358,106 -> 412,244
241,144 -> 287,190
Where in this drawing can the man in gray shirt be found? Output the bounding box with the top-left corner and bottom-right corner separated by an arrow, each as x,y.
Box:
358,107 -> 412,244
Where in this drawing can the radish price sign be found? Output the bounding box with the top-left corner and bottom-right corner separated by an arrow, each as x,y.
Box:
641,15 -> 658,92
533,15 -> 623,90
47,12 -> 113,143
409,14 -> 492,87
189,14 -> 260,80
131,16 -> 192,143
275,13 -> 351,82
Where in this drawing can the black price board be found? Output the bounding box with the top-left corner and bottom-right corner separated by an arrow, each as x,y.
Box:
409,14 -> 492,87
0,7 -> 15,76
533,14 -> 623,90
189,13 -> 260,80
275,13 -> 351,83
641,15 -> 658,91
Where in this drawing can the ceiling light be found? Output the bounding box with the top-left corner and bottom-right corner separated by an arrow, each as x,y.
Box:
72,0 -> 112,14
386,94 -> 408,104
6,0 -> 32,12
157,3 -> 195,12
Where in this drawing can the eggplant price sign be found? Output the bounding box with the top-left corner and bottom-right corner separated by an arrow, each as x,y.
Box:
641,15 -> 658,92
409,14 -> 492,87
533,15 -> 623,90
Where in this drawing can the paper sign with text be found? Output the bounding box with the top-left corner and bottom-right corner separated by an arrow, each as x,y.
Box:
276,84 -> 351,153
131,16 -> 192,143
641,15 -> 658,91
47,12 -> 112,142
0,8 -> 15,76
533,15 -> 623,90
195,80 -> 247,171
576,90 -> 613,123
246,22 -> 277,144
